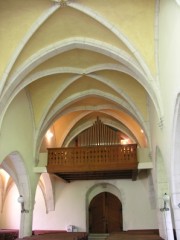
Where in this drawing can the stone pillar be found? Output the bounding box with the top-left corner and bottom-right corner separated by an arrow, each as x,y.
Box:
171,192 -> 180,239
163,210 -> 174,240
19,209 -> 33,238
158,195 -> 174,240
158,210 -> 166,239
18,195 -> 35,239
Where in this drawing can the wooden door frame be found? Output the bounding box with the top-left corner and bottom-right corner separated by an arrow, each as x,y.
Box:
89,192 -> 123,233
86,183 -> 124,233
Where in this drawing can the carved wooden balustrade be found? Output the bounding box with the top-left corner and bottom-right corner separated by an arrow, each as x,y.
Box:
47,144 -> 138,181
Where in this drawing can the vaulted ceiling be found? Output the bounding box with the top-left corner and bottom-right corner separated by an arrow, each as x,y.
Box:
0,0 -> 161,159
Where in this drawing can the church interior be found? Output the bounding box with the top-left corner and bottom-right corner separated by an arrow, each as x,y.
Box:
0,1 -> 180,239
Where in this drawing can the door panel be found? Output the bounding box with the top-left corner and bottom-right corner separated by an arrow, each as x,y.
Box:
89,192 -> 106,233
106,193 -> 122,232
89,192 -> 122,233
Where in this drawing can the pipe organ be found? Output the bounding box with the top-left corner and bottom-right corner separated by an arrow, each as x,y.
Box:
77,117 -> 121,146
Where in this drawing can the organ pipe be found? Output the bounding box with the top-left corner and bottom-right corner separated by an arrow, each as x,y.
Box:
77,117 -> 120,147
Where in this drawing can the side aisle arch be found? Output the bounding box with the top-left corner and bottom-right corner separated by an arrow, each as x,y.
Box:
0,151 -> 33,238
37,173 -> 55,213
171,94 -> 180,239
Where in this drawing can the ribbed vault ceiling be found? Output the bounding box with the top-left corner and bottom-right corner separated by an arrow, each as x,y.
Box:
0,0 -> 161,160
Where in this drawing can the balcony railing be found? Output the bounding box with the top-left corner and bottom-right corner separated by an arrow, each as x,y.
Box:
47,144 -> 137,173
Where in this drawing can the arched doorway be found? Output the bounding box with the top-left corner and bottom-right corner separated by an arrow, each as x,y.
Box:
89,192 -> 122,233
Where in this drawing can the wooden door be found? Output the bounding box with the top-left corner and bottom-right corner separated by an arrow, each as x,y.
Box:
89,192 -> 122,233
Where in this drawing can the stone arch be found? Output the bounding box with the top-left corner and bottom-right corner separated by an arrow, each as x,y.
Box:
0,4 -> 60,92
0,38 -> 162,130
0,173 -> 3,212
70,0 -> 157,82
171,93 -> 180,239
37,90 -> 148,155
1,152 -> 31,208
0,169 -> 14,213
86,182 -> 126,232
37,72 -> 147,132
171,93 -> 180,191
63,117 -> 137,147
0,151 -> 33,238
37,173 -> 55,213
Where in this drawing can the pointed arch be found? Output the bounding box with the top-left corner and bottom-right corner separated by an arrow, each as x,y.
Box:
63,117 -> 137,148
1,152 -> 32,212
37,173 -> 55,213
0,4 -> 60,94
0,38 -> 162,130
171,93 -> 180,239
86,182 -> 126,232
36,90 -> 149,155
69,1 -> 155,81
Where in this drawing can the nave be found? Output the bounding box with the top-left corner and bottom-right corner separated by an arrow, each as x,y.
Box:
1,1 -> 180,239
